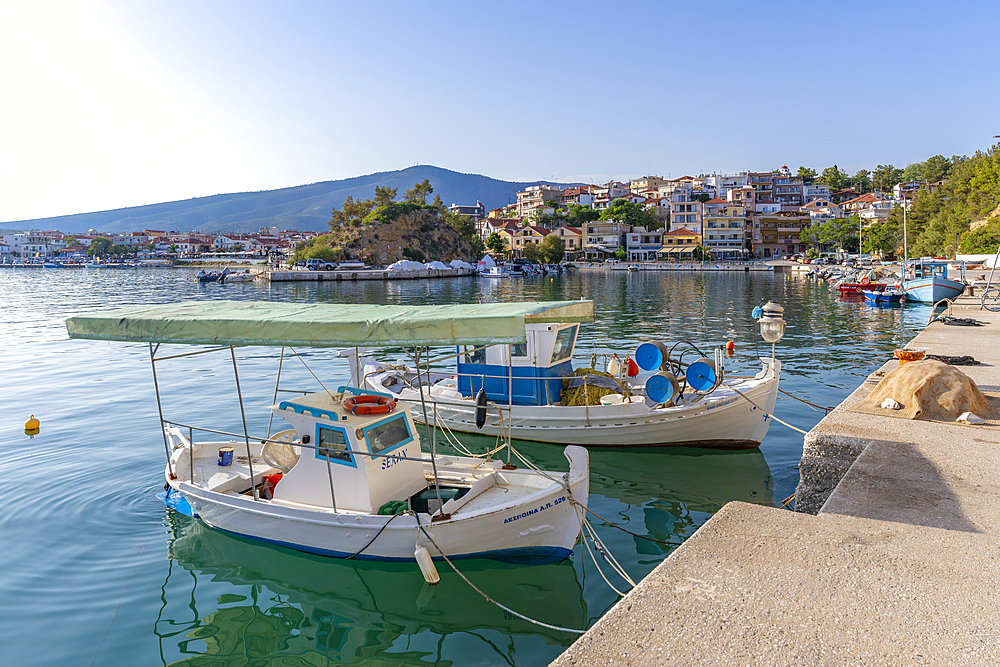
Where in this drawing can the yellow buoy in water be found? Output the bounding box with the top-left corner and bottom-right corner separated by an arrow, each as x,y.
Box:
24,415 -> 39,430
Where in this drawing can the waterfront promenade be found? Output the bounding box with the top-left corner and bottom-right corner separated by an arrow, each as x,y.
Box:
552,293 -> 1000,665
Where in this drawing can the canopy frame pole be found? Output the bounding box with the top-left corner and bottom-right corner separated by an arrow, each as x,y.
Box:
149,343 -> 175,478
507,345 -> 513,465
266,346 -> 286,439
415,346 -> 444,516
230,345 -> 257,501
324,451 -> 337,511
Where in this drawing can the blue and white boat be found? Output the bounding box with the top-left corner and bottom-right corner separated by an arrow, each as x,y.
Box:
863,289 -> 902,304
356,303 -> 781,449
901,259 -> 966,303
66,301 -> 589,564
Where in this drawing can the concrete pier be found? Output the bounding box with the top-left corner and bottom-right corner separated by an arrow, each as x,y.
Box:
259,267 -> 475,281
552,294 -> 1000,666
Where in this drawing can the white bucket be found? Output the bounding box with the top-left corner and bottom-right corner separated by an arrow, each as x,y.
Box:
600,393 -> 623,405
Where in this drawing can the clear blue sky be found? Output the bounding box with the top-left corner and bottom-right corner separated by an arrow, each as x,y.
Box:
1,0 -> 998,222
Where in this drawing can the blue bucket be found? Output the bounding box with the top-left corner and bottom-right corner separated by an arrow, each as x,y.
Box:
646,371 -> 679,404
635,341 -> 669,372
685,359 -> 717,392
218,447 -> 234,466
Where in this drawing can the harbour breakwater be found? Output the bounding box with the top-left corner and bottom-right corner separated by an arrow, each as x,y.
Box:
260,266 -> 476,281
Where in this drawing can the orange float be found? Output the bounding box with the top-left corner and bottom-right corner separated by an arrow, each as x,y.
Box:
343,394 -> 397,415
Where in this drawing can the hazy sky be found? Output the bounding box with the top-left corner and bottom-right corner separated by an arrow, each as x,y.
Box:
2,0 -> 998,223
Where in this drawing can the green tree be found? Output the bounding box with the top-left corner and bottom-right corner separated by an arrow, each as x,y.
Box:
168,244 -> 178,255
330,195 -> 374,229
818,165 -> 849,191
862,218 -> 900,258
796,167 -> 817,182
373,186 -> 398,207
872,164 -> 904,193
600,198 -> 655,228
850,169 -> 871,193
523,242 -> 542,262
539,234 -> 565,263
292,234 -> 342,264
961,219 -> 1000,253
88,237 -> 114,256
485,232 -> 506,257
404,179 -> 434,204
431,194 -> 446,214
564,203 -> 600,227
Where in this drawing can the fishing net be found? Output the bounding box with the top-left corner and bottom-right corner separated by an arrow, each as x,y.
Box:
560,368 -> 631,406
865,360 -> 994,420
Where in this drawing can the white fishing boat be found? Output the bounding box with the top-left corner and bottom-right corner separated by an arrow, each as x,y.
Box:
66,301 -> 590,564
352,302 -> 786,449
221,269 -> 255,282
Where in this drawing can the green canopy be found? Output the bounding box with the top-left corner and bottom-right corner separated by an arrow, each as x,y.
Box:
66,300 -> 595,347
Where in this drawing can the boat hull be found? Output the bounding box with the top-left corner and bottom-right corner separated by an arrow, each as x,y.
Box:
367,359 -> 780,448
167,447 -> 588,562
902,277 -> 964,303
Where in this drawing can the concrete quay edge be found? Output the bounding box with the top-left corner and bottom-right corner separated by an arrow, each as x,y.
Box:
551,294 -> 1000,666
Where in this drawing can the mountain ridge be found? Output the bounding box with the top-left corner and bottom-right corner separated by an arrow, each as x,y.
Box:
0,165 -> 564,235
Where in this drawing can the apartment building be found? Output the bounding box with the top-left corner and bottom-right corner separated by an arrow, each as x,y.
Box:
751,210 -> 810,258
554,226 -> 583,254
748,171 -> 774,203
448,201 -> 486,222
668,188 -> 702,235
624,227 -> 664,261
629,176 -> 667,194
657,228 -> 701,260
771,167 -> 804,206
703,202 -> 748,258
557,187 -> 595,208
515,185 -> 561,219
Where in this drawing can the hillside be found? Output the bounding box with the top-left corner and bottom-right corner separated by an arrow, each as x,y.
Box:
0,165 -> 552,235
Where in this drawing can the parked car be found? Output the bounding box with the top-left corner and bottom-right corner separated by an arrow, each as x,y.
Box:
304,258 -> 336,271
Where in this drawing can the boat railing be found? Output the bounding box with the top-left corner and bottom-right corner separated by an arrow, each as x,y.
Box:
162,418 -> 452,490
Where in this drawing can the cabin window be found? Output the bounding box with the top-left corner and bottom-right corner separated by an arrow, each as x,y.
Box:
464,346 -> 486,364
511,342 -> 528,357
365,414 -> 413,455
551,325 -> 578,363
315,426 -> 354,466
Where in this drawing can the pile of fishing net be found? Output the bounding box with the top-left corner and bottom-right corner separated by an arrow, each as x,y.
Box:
560,367 -> 631,406
866,359 -> 994,420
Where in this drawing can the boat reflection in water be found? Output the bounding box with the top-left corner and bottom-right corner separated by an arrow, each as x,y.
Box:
451,435 -> 775,557
157,512 -> 588,666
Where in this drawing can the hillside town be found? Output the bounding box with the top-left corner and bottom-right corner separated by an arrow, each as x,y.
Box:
0,226 -> 312,262
0,166 -> 934,264
475,166 -> 934,262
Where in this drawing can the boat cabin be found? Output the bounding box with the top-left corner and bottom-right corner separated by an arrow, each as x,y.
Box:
907,259 -> 963,282
456,322 -> 579,406
270,389 -> 426,514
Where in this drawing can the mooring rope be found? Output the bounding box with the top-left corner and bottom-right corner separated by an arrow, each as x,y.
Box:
414,519 -> 587,634
723,382 -> 810,435
777,387 -> 835,414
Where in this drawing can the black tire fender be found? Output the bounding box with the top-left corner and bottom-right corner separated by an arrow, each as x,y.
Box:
474,389 -> 488,429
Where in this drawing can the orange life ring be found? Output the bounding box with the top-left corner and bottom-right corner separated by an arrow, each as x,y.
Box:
860,277 -> 871,285
343,394 -> 396,415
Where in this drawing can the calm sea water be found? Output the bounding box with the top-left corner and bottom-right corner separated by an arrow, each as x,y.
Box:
0,267 -> 932,666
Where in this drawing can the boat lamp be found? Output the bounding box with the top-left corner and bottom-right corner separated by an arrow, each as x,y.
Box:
757,302 -> 786,344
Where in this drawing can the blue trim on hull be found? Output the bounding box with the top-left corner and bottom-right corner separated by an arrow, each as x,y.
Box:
902,277 -> 964,303
212,525 -> 572,564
